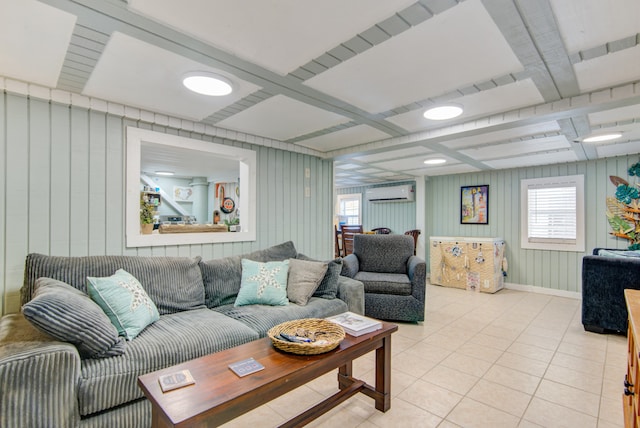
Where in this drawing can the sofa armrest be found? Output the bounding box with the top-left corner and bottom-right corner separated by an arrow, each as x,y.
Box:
407,255 -> 427,304
340,254 -> 359,278
337,276 -> 365,315
0,314 -> 81,428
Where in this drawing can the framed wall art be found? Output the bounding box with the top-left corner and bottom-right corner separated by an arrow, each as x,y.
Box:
461,185 -> 489,225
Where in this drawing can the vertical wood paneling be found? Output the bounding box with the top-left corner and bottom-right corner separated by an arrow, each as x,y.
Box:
0,94 -> 334,315
50,103 -> 71,256
69,107 -> 90,256
88,111 -> 106,255
5,95 -> 29,304
0,92 -> 5,312
29,100 -> 51,254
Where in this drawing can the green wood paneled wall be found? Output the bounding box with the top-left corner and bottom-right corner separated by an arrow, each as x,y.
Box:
425,155 -> 640,293
336,181 -> 416,234
0,93 -> 333,315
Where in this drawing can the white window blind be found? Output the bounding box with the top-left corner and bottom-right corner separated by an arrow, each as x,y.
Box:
527,185 -> 577,243
336,193 -> 362,226
520,175 -> 585,252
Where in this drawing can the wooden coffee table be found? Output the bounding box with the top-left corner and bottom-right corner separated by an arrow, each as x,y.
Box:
138,321 -> 397,427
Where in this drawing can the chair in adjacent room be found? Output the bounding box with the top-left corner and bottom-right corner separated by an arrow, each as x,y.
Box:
341,233 -> 426,322
341,225 -> 363,256
334,225 -> 342,257
371,227 -> 391,234
404,229 -> 421,255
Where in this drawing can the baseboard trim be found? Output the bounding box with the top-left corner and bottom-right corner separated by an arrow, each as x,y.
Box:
504,282 -> 581,300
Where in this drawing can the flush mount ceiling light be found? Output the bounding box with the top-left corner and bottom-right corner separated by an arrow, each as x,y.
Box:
582,132 -> 623,143
424,158 -> 447,165
182,72 -> 233,96
155,171 -> 174,176
423,104 -> 463,120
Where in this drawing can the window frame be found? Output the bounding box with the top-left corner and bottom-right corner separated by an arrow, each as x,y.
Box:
336,193 -> 362,226
520,174 -> 585,252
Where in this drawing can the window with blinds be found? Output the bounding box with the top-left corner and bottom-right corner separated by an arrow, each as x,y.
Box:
520,175 -> 585,252
336,193 -> 362,226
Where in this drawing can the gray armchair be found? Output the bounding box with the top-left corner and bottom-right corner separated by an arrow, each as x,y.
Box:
341,234 -> 426,322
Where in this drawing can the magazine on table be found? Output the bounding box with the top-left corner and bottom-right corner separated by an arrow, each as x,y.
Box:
326,312 -> 382,337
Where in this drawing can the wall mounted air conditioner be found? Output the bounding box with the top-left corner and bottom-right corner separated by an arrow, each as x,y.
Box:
365,184 -> 414,202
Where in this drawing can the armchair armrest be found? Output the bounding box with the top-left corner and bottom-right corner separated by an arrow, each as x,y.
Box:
0,314 -> 81,427
340,254 -> 359,278
337,276 -> 365,315
407,255 -> 427,304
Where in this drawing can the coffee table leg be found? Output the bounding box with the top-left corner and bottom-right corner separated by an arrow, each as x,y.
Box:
374,335 -> 391,411
338,360 -> 353,390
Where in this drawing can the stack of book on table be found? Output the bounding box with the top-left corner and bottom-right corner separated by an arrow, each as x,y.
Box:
326,312 -> 382,337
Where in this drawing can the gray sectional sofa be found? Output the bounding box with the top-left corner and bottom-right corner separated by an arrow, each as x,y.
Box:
0,241 -> 364,428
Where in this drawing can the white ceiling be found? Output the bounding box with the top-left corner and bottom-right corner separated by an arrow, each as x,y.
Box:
2,0 -> 640,188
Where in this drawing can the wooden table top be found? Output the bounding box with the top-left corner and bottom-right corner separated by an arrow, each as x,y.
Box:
138,321 -> 397,427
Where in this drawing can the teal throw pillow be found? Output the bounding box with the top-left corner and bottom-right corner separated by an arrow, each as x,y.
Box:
87,269 -> 160,340
235,259 -> 289,307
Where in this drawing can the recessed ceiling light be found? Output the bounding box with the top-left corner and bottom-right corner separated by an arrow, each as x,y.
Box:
423,104 -> 463,120
182,72 -> 233,96
424,158 -> 447,165
155,171 -> 174,176
582,133 -> 622,143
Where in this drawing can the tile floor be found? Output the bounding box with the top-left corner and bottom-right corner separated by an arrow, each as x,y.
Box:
222,284 -> 627,428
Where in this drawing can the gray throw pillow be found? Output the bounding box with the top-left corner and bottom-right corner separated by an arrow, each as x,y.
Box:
297,254 -> 342,299
287,258 -> 328,306
22,278 -> 126,359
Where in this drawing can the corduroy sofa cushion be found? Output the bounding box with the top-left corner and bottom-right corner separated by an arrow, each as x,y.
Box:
77,309 -> 259,416
22,254 -> 206,315
213,297 -> 347,338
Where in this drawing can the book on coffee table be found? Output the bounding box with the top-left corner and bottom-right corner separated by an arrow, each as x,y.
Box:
229,357 -> 265,377
326,312 -> 382,337
158,369 -> 195,392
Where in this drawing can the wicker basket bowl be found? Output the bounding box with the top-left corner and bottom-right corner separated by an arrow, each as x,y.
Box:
268,318 -> 345,355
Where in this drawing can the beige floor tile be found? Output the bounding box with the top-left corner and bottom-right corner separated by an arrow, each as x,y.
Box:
440,351 -> 493,378
366,396 -> 442,428
496,351 -> 549,378
523,325 -> 565,341
220,403 -> 285,428
393,349 -> 440,378
534,379 -> 600,417
357,367 -> 418,398
557,341 -> 607,363
446,397 -> 520,428
467,378 -> 532,417
421,331 -> 469,351
597,419 -> 622,428
598,396 -> 624,425
522,397 -> 597,428
404,341 -> 452,363
468,332 -> 514,351
421,365 -> 480,395
517,420 -> 544,428
483,364 -> 542,395
544,363 -> 603,393
436,421 -> 463,428
456,341 -> 504,364
482,324 -> 525,341
507,342 -> 556,363
516,332 -> 561,351
601,378 -> 622,401
390,334 -> 420,356
267,385 -> 326,420
551,352 -> 605,377
397,379 -> 463,418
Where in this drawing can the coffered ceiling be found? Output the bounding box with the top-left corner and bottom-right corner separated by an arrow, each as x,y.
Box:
2,0 -> 640,187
